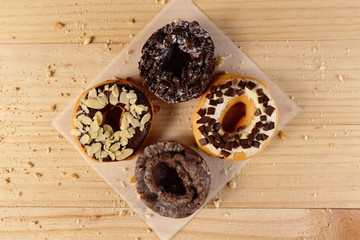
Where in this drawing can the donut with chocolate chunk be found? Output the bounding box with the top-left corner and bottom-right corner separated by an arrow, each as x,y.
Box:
71,79 -> 153,162
135,141 -> 211,218
139,20 -> 216,103
193,73 -> 278,161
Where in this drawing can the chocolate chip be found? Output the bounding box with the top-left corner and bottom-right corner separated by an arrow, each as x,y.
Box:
219,143 -> 225,149
263,134 -> 269,140
205,125 -> 212,133
213,122 -> 222,131
233,140 -> 240,149
207,107 -> 215,115
212,132 -> 222,142
236,89 -> 244,96
210,86 -> 217,93
198,125 -> 206,132
268,121 -> 275,130
246,81 -> 256,90
222,133 -> 230,142
265,105 -> 275,116
205,93 -> 213,99
262,94 -> 270,103
256,133 -> 269,141
224,88 -> 236,97
206,135 -> 215,144
219,83 -> 228,90
217,98 -> 224,104
240,139 -> 251,149
251,128 -> 260,135
238,80 -> 246,89
199,138 -> 208,146
209,100 -> 218,106
247,134 -> 255,141
258,96 -> 264,104
208,118 -> 216,125
256,88 -> 263,96
213,141 -> 220,149
260,115 -> 267,121
225,81 -> 232,88
251,141 -> 260,148
215,91 -> 223,97
224,142 -> 233,151
200,131 -> 208,137
220,150 -> 231,157
255,121 -> 263,128
234,134 -> 240,141
254,109 -> 261,116
197,108 -> 206,117
197,116 -> 210,124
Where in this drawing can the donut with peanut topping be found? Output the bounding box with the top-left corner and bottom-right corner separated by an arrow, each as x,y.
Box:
71,79 -> 153,162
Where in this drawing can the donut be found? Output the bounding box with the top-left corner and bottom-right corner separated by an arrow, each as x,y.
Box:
192,73 -> 278,161
135,141 -> 211,218
139,20 -> 216,103
71,79 -> 153,162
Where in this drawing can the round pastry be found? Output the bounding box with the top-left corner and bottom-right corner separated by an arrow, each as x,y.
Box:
193,73 -> 278,161
135,141 -> 211,218
71,79 -> 153,162
139,20 -> 216,103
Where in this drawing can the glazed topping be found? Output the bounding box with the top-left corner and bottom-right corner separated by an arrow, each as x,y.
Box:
71,82 -> 152,162
135,141 -> 211,218
196,78 -> 277,158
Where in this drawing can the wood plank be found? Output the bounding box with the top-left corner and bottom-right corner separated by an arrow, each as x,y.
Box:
1,0 -> 360,43
2,207 -> 359,240
1,41 -> 360,209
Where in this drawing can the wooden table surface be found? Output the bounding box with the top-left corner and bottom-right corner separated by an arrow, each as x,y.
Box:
1,0 -> 360,239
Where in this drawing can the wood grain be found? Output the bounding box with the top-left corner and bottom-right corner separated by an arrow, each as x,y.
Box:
1,0 -> 360,43
1,0 -> 360,239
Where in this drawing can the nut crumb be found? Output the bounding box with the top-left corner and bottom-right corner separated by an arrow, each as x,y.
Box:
34,172 -> 42,178
4,177 -> 10,184
122,167 -> 128,171
16,191 -> 22,197
337,75 -> 344,83
278,130 -> 287,140
50,104 -> 57,112
145,213 -> 153,219
46,147 -> 52,153
12,87 -> 20,91
119,210 -> 127,217
146,228 -> 152,233
27,161 -> 34,168
227,180 -> 237,189
129,33 -> 134,38
55,22 -> 65,29
83,36 -> 94,45
224,212 -> 230,217
129,175 -> 136,184
127,49 -> 133,55
311,47 -> 317,53
70,173 -> 79,179
304,135 -> 308,140
57,182 -> 61,186
213,199 -> 222,209
127,18 -> 135,24
315,126 -> 321,130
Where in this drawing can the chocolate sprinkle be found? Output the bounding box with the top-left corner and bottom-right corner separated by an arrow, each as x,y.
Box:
265,105 -> 275,116
251,141 -> 260,148
197,108 -> 206,117
199,138 -> 208,146
209,100 -> 218,106
215,91 -> 223,97
210,86 -> 217,93
238,80 -> 246,89
198,125 -> 206,132
213,141 -> 220,149
205,125 -> 212,133
213,122 -> 222,131
255,121 -> 263,128
246,81 -> 256,90
220,150 -> 231,157
208,118 -> 217,125
217,98 -> 224,104
254,109 -> 261,116
200,131 -> 208,137
233,140 -> 240,149
236,89 -> 244,96
205,93 -> 213,99
251,128 -> 260,135
224,88 -> 236,97
258,96 -> 264,104
197,116 -> 210,124
224,142 -> 233,151
219,83 -> 228,90
256,88 -> 263,96
206,135 -> 215,145
247,133 -> 255,141
207,107 -> 215,115
260,115 -> 267,121
222,133 -> 230,142
219,142 -> 225,149
234,134 -> 240,141
240,139 -> 251,149
212,132 -> 222,142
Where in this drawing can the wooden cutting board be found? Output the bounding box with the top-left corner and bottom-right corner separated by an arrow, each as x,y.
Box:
1,0 -> 360,239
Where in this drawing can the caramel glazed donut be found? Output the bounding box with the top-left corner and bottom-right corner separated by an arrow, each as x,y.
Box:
193,73 -> 278,161
71,79 -> 153,162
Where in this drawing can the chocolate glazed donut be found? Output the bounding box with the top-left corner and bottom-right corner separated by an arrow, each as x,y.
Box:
139,21 -> 216,103
135,141 -> 211,218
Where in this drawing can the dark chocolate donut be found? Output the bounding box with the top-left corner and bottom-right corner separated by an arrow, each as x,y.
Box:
139,21 -> 216,103
135,141 -> 211,218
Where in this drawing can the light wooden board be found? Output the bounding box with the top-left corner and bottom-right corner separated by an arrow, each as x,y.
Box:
1,0 -> 360,239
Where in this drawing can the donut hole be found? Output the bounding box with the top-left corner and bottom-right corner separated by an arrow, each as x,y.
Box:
152,162 -> 186,195
102,105 -> 123,132
163,45 -> 190,78
222,102 -> 247,133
